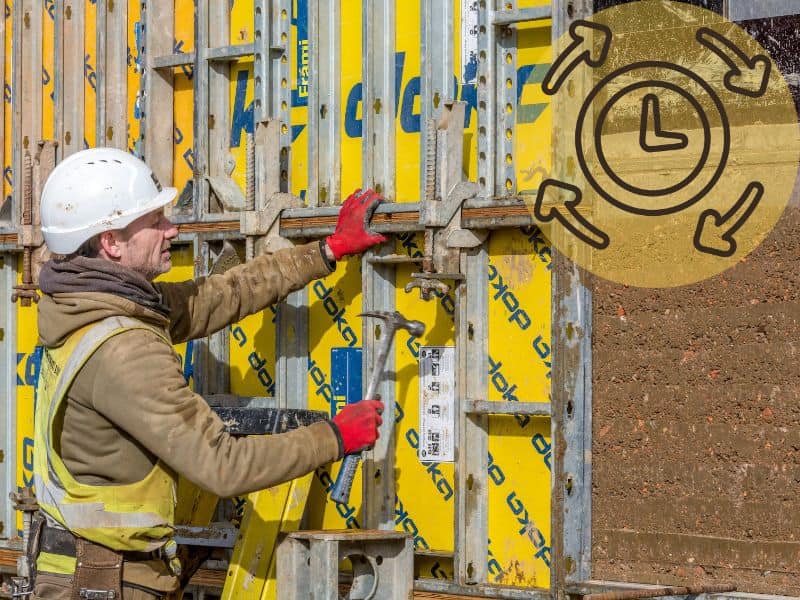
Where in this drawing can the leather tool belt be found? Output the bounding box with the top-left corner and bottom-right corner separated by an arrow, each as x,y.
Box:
39,523 -> 160,600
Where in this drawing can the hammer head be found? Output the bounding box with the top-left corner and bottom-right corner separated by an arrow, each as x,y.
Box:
359,310 -> 425,338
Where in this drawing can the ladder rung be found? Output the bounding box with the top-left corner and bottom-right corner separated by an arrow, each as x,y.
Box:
465,400 -> 551,416
152,52 -> 195,69
491,7 -> 552,27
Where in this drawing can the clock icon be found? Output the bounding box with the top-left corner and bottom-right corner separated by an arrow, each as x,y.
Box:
575,61 -> 730,217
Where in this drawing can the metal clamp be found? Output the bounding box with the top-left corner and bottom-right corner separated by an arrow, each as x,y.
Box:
408,102 -> 483,300
239,120 -> 302,257
12,140 -> 56,306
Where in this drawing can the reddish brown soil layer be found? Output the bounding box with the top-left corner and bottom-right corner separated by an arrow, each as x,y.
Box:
591,206 -> 800,596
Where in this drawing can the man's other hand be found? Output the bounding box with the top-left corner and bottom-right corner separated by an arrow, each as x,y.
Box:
325,189 -> 387,261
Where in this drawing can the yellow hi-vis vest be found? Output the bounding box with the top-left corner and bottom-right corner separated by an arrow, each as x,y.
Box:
34,315 -> 177,575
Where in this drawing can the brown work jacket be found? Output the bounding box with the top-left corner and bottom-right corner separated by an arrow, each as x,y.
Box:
34,242 -> 340,595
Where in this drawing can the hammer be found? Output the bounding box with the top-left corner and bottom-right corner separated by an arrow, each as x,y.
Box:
331,310 -> 425,505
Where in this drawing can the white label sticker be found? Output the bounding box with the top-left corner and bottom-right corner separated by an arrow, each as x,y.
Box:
461,0 -> 479,85
419,346 -> 455,463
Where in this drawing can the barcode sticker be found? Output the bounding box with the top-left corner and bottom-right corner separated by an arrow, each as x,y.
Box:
419,346 -> 455,462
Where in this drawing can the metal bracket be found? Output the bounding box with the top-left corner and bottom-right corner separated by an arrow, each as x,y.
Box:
12,140 -> 57,306
408,102 -> 483,300
239,120 -> 302,256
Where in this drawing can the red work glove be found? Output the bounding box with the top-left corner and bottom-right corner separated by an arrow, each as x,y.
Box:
325,189 -> 387,260
331,399 -> 384,455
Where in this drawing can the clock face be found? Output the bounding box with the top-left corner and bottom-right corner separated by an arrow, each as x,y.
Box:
576,62 -> 730,216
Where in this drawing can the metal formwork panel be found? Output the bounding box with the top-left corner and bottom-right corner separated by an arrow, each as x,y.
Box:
361,0 -> 395,198
1,1 -> 560,596
61,0 -> 84,157
142,1 -> 175,183
308,0 -> 340,206
455,246 -> 490,586
106,0 -> 128,149
95,0 -> 107,147
550,0 -> 593,592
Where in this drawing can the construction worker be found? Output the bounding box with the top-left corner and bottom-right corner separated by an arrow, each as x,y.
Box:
29,147 -> 386,599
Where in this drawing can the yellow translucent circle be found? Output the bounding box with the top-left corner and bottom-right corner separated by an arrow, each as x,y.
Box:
528,1 -> 800,288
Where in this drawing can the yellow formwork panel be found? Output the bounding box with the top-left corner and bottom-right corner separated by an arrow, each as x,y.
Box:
341,1 -> 363,197
85,0 -> 97,148
305,255 -> 365,529
487,229 -> 552,588
395,253 -> 457,556
127,1 -> 142,153
173,0 -> 195,194
42,3 -> 55,141
395,0 -> 422,203
3,2 -> 13,209
15,258 -> 38,535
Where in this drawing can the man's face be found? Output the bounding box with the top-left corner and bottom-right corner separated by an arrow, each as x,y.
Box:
116,209 -> 178,280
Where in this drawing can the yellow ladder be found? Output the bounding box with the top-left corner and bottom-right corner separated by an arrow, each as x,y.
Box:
220,473 -> 315,600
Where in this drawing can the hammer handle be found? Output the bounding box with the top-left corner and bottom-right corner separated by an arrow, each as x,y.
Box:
330,325 -> 394,505
331,454 -> 360,504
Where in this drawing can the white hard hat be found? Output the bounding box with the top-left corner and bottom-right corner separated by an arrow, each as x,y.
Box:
40,147 -> 177,254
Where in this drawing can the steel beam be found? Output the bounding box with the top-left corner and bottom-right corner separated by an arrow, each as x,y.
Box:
361,0 -> 397,531
143,1 -> 174,185
193,0 -> 210,219
550,0 -> 594,596
15,0 -> 43,221
455,245 -> 489,585
207,0 -> 232,214
62,0 -> 84,157
476,0 -> 497,196
96,0 -> 107,147
420,0 -> 455,202
308,0 -> 341,206
415,576 -> 549,599
106,0 -> 128,150
0,256 -> 17,539
191,237 -> 230,396
362,0 -> 395,197
496,2 -> 517,197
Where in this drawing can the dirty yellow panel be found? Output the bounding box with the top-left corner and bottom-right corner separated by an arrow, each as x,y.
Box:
395,242 -> 457,553
515,14 -> 552,195
395,0 -> 422,203
227,58 -> 253,196
173,0 -> 195,192
305,256 -> 365,529
230,304 -> 277,398
15,260 -> 39,535
340,0 -> 362,198
85,0 -> 97,148
4,1 -> 12,209
128,1 -> 142,153
228,0 -> 254,196
487,228 -> 552,588
42,3 -> 55,140
453,0 -> 480,184
291,0 -> 309,201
